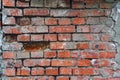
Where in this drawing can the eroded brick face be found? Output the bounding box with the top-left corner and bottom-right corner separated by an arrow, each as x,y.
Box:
1,0 -> 120,80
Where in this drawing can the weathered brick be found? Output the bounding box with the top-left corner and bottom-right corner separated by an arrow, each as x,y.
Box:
86,17 -> 100,24
16,1 -> 29,7
58,34 -> 71,41
2,17 -> 15,25
16,51 -> 30,59
57,76 -> 69,80
2,51 -> 15,59
31,0 -> 43,7
44,34 -> 57,41
31,67 -> 44,76
45,18 -> 57,25
24,8 -> 49,16
71,51 -> 99,59
77,26 -> 90,32
5,68 -> 15,76
17,34 -> 30,42
58,51 -> 70,58
50,42 -> 76,50
17,68 -> 30,76
44,51 -> 56,58
3,0 -> 15,7
31,51 -> 43,58
24,59 -> 50,67
52,59 -> 76,66
31,34 -> 43,41
50,9 -> 71,17
73,68 -> 99,75
100,51 -> 116,58
73,34 -> 99,41
58,18 -> 71,25
16,17 -> 31,26
2,42 -> 23,51
49,26 -> 75,33
31,17 -> 44,26
4,8 -> 22,16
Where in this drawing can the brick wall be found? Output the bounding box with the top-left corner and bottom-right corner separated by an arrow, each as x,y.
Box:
1,0 -> 120,80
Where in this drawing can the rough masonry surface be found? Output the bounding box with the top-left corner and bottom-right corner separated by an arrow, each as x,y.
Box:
1,0 -> 120,80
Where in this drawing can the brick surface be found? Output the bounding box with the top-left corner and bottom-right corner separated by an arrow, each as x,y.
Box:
1,0 -> 118,79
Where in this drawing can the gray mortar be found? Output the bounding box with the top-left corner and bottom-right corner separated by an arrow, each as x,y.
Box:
110,2 -> 120,77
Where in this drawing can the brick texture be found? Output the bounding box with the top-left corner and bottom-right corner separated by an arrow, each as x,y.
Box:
1,0 -> 118,80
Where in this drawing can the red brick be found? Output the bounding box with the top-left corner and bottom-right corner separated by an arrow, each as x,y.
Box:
14,60 -> 22,68
24,59 -> 50,67
52,59 -> 76,66
7,9 -> 22,16
91,59 -> 111,67
100,3 -> 112,9
78,60 -> 91,66
3,27 -> 21,34
57,76 -> 69,80
60,68 -> 72,75
100,52 -> 116,58
73,68 -> 98,75
5,68 -> 15,76
31,34 -> 43,41
92,42 -> 106,50
101,34 -> 111,41
58,51 -> 70,58
24,8 -> 49,16
72,18 -> 85,25
88,10 -> 105,16
17,34 -> 30,42
71,51 -> 99,59
3,0 -> 15,7
72,2 -> 84,9
77,42 -> 90,49
17,68 -> 30,76
2,51 -> 15,59
44,34 -> 57,41
16,1 -> 29,7
31,68 -> 44,76
49,26 -> 75,33
58,34 -> 71,41
77,26 -> 90,32
50,42 -> 65,50
58,18 -> 71,25
44,51 -> 56,58
45,18 -> 57,25
46,68 -> 58,75
16,17 -> 31,26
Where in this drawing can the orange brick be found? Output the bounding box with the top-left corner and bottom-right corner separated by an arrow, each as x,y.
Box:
5,68 -> 15,76
77,42 -> 90,49
45,18 -> 57,25
60,68 -> 72,75
46,68 -> 58,75
17,34 -> 30,41
78,60 -> 91,66
31,68 -> 44,75
2,51 -> 15,59
44,51 -> 56,58
58,51 -> 70,58
72,18 -> 85,25
17,68 -> 30,76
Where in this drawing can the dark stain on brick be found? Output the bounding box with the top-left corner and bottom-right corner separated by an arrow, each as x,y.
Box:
23,42 -> 50,51
16,17 -> 31,26
95,45 -> 99,48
